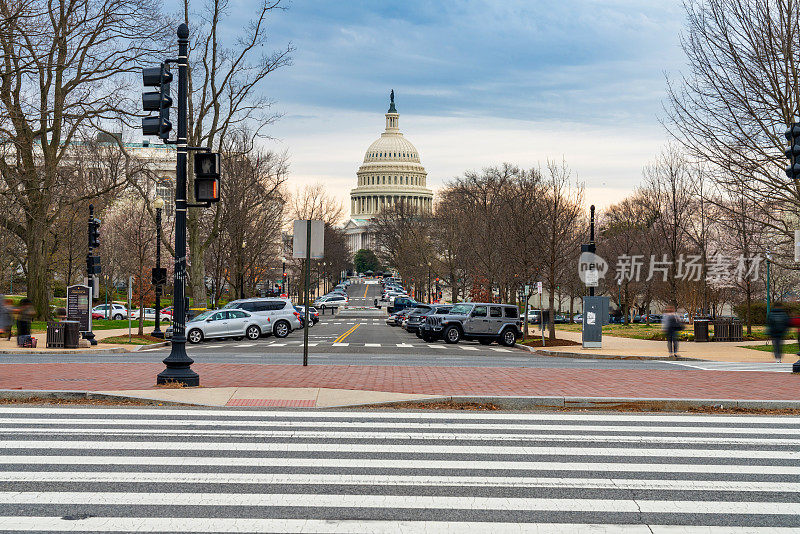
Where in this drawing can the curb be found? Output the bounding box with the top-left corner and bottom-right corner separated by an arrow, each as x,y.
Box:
134,341 -> 170,351
0,347 -> 130,355
357,395 -> 800,411
517,344 -> 700,361
1,389 -> 798,411
0,389 -> 192,406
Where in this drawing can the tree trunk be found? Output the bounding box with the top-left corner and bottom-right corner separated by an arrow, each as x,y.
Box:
26,230 -> 50,320
548,278 -> 556,341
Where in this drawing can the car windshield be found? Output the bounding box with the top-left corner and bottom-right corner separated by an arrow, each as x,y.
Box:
449,304 -> 472,315
191,310 -> 214,322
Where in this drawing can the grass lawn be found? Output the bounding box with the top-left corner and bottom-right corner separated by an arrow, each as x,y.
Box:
556,322 -> 769,341
742,341 -> 800,354
101,334 -> 165,345
24,319 -> 156,334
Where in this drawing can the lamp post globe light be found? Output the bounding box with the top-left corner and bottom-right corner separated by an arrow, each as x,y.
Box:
151,196 -> 165,339
765,249 -> 772,318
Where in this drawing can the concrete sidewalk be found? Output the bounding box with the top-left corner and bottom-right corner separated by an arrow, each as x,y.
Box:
0,327 -> 160,354
537,328 -> 782,363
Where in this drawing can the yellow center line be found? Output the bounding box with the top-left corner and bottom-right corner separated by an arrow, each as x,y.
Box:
363,286 -> 368,298
334,324 -> 360,343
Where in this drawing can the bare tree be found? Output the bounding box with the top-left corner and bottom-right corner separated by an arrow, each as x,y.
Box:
0,0 -> 170,318
180,0 -> 294,307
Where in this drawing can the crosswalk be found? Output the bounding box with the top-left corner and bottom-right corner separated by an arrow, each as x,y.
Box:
142,341 -> 516,352
0,407 -> 797,531
664,360 -> 797,373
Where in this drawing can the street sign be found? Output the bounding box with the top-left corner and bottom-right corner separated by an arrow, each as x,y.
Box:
524,284 -> 530,296
292,220 -> 324,259
66,285 -> 91,332
585,268 -> 599,287
536,282 -> 543,294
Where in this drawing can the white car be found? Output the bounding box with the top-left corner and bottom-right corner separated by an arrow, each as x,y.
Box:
129,308 -> 171,322
314,294 -> 348,310
185,309 -> 266,344
92,303 -> 128,320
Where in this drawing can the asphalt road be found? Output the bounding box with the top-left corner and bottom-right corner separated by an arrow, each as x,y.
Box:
1,282 -> 788,372
0,406 -> 797,531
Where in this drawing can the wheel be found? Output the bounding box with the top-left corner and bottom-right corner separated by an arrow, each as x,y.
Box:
113,314 -> 123,320
443,325 -> 461,344
274,320 -> 290,338
499,328 -> 517,347
246,325 -> 261,340
415,330 -> 423,339
232,337 -> 243,341
187,329 -> 203,344
479,338 -> 492,345
422,333 -> 435,342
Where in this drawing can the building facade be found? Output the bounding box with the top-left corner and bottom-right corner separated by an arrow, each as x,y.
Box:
344,91 -> 433,253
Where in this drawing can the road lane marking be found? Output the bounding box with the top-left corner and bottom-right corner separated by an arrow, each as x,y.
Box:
460,346 -> 479,351
365,343 -> 381,347
396,343 -> 413,348
331,343 -> 350,347
363,285 -> 368,298
333,324 -> 360,343
490,348 -> 511,352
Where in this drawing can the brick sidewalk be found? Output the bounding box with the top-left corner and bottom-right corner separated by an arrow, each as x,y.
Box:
0,363 -> 798,400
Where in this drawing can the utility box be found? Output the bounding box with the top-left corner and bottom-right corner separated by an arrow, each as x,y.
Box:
582,296 -> 610,348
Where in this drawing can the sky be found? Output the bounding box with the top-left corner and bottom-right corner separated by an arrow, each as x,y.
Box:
201,0 -> 688,215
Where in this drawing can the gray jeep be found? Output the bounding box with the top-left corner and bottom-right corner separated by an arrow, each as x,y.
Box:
421,302 -> 522,347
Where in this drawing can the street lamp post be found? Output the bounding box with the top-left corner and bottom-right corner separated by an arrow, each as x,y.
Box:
239,240 -> 246,300
618,278 -> 624,324
8,261 -> 12,295
766,249 -> 772,318
427,261 -> 432,303
157,24 -> 199,387
151,197 -> 164,338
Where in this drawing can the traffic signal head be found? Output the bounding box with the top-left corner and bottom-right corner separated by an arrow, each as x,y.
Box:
88,217 -> 100,248
86,255 -> 101,275
785,123 -> 800,179
141,64 -> 172,140
194,152 -> 221,203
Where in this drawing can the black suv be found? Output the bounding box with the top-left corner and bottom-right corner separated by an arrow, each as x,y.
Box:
420,302 -> 522,347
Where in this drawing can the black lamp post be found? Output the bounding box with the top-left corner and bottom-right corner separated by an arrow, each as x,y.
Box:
151,196 -> 164,338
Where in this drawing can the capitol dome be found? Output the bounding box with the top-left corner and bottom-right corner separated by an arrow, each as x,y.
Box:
349,91 -> 433,218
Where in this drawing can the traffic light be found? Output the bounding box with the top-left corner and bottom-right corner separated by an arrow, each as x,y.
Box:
786,123 -> 800,179
88,217 -> 100,248
142,64 -> 173,140
86,255 -> 101,275
194,152 -> 221,202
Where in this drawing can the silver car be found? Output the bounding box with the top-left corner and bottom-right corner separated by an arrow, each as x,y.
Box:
223,298 -> 302,338
185,309 -> 265,344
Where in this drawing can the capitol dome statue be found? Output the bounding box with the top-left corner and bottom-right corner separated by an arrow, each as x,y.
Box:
344,91 -> 434,253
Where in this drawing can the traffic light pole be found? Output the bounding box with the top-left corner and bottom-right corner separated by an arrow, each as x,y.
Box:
157,23 -> 199,386
84,204 -> 97,346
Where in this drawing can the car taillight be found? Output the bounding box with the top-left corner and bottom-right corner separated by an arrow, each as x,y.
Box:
293,312 -> 301,319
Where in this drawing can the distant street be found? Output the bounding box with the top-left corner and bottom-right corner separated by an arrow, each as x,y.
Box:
0,406 -> 797,531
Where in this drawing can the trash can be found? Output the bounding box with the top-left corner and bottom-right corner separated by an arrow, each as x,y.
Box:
62,320 -> 80,349
46,322 -> 64,348
694,319 -> 710,342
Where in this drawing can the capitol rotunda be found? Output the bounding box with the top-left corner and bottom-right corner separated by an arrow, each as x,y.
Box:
344,91 -> 433,253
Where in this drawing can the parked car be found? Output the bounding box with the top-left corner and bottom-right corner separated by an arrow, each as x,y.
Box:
185,309 -> 265,344
295,305 -> 319,326
129,308 -> 171,322
92,303 -> 128,320
420,302 -> 522,347
223,297 -> 302,338
387,296 -> 417,314
91,312 -> 104,320
386,308 -> 413,326
160,306 -> 174,317
314,294 -> 348,310
554,314 -> 568,324
572,313 -> 583,323
403,305 -> 433,333
409,305 -> 452,337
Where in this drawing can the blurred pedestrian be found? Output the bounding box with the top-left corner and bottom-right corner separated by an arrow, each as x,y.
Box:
767,304 -> 789,363
0,296 -> 11,341
662,305 -> 683,359
15,298 -> 34,347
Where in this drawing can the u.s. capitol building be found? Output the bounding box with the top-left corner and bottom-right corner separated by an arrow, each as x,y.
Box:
344,91 -> 433,253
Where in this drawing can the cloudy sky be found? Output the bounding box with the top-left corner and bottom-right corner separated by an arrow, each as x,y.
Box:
215,0 -> 688,214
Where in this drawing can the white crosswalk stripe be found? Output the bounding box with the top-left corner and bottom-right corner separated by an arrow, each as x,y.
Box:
664,360 -> 796,372
0,407 -> 797,531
